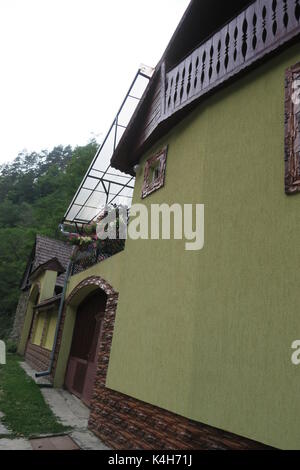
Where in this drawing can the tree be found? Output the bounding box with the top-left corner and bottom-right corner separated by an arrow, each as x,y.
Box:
0,140 -> 98,339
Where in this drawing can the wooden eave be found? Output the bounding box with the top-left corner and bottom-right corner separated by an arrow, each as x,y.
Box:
33,294 -> 62,312
111,0 -> 300,174
29,257 -> 65,282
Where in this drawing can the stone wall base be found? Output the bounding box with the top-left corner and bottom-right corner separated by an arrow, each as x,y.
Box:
88,387 -> 271,450
10,290 -> 30,342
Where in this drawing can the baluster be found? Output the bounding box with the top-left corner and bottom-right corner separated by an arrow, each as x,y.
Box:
245,2 -> 257,61
261,1 -> 274,47
242,17 -> 249,60
186,58 -> 193,99
296,0 -> 300,22
165,74 -> 171,114
255,1 -> 267,49
212,30 -> 222,79
174,63 -> 185,108
192,49 -> 201,94
180,57 -> 192,104
200,45 -> 208,91
272,0 -> 278,36
173,69 -> 180,110
224,30 -> 230,72
282,0 -> 289,29
217,24 -> 229,80
203,38 -> 213,89
227,16 -> 239,72
166,72 -> 174,114
179,65 -> 186,103
285,0 -> 300,30
233,25 -> 239,62
208,43 -> 214,82
235,11 -> 247,65
168,72 -> 176,115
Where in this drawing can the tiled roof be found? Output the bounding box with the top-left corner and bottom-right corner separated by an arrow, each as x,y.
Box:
34,235 -> 73,287
30,257 -> 66,282
21,235 -> 73,290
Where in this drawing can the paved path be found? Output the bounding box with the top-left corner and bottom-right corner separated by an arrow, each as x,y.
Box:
0,362 -> 108,450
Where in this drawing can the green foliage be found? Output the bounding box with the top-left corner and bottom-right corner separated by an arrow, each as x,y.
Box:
0,141 -> 97,339
5,340 -> 17,354
0,355 -> 69,437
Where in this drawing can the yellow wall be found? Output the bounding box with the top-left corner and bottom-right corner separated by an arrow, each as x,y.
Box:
17,284 -> 40,355
39,271 -> 58,301
32,311 -> 46,346
18,269 -> 58,353
43,310 -> 58,351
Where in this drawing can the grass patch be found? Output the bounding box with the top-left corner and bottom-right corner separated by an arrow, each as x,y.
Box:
0,355 -> 69,438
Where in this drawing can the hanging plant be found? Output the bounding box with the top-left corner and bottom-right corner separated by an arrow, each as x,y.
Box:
68,205 -> 128,257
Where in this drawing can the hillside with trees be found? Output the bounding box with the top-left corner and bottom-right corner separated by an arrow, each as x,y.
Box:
0,141 -> 97,339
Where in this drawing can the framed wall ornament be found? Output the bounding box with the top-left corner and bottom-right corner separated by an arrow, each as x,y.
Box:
141,146 -> 168,199
285,62 -> 300,194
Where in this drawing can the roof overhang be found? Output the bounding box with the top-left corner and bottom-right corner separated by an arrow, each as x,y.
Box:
33,294 -> 62,312
110,0 -> 257,173
29,257 -> 65,282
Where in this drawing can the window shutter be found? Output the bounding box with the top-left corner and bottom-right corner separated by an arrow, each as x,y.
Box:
285,62 -> 300,194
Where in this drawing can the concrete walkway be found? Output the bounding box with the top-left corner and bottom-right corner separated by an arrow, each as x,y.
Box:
0,362 -> 108,450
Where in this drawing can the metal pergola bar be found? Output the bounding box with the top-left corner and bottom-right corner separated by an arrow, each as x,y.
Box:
63,66 -> 153,226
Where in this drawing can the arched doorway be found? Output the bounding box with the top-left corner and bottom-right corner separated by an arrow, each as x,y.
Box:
64,289 -> 107,406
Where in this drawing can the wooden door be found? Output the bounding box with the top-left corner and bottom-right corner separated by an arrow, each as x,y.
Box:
65,290 -> 106,406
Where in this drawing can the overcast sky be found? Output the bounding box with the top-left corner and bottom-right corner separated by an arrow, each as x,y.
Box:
0,0 -> 190,165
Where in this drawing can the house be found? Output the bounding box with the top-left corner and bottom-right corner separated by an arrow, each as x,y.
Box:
18,0 -> 300,450
15,235 -> 73,371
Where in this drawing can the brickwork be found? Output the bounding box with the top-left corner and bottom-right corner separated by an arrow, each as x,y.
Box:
25,342 -> 51,372
89,387 -> 270,450
51,276 -> 117,382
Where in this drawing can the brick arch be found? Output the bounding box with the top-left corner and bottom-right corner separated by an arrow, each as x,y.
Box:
66,276 -> 117,306
52,275 -> 119,391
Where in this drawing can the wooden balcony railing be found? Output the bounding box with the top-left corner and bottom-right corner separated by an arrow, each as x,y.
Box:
165,0 -> 300,117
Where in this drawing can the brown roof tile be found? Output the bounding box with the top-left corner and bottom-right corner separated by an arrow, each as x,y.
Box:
21,235 -> 73,290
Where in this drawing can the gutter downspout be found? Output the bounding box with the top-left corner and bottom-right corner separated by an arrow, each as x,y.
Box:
35,251 -> 73,379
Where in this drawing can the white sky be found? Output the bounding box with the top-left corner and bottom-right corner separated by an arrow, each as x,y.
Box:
0,0 -> 190,165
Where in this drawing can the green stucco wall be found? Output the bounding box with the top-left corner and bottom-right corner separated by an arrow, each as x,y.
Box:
102,43 -> 300,449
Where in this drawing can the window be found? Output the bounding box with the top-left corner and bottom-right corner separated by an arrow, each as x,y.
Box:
285,62 -> 300,194
32,311 -> 47,346
141,146 -> 168,199
42,311 -> 58,351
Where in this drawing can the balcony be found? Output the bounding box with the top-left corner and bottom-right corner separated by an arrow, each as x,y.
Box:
165,0 -> 300,118
71,240 -> 125,276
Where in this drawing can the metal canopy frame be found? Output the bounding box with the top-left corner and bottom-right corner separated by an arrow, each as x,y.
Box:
63,66 -> 153,226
